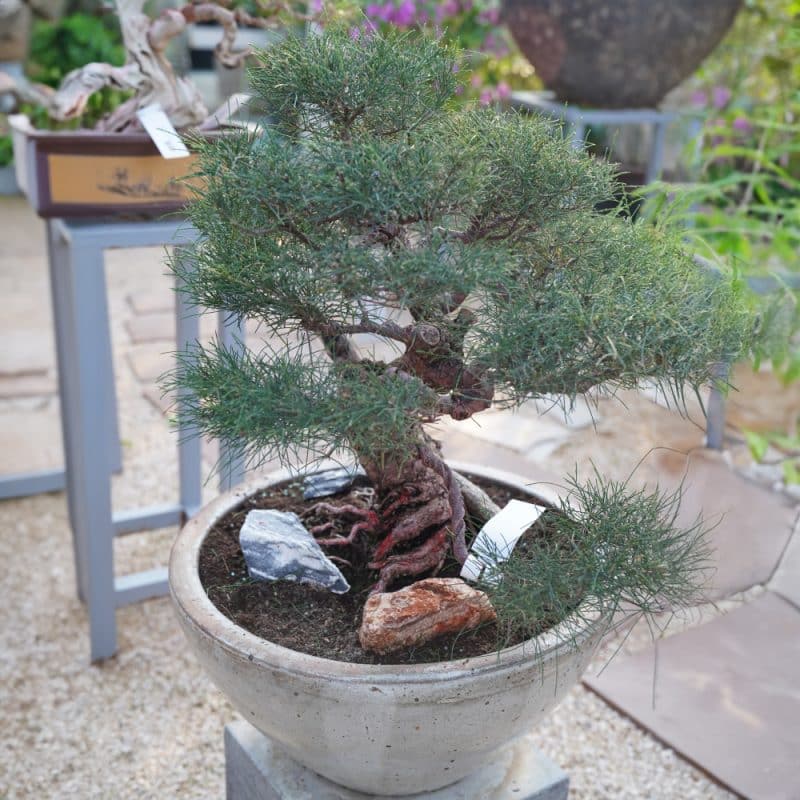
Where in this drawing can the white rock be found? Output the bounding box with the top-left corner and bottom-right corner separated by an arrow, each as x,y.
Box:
239,509 -> 350,594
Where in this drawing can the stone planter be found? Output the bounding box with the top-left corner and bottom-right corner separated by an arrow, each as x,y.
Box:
169,463 -> 608,796
503,0 -> 743,108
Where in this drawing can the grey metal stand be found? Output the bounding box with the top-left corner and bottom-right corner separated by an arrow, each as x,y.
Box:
514,93 -> 732,448
37,217 -> 242,661
511,91 -> 687,184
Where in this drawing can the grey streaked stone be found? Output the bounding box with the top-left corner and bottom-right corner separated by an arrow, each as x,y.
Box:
225,720 -> 569,800
302,465 -> 366,500
240,509 -> 350,594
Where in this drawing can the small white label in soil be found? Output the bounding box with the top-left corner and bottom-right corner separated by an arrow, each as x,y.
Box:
460,499 -> 546,584
136,104 -> 190,159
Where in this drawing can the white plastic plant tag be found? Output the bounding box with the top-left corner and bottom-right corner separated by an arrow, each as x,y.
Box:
136,104 -> 191,159
460,499 -> 546,584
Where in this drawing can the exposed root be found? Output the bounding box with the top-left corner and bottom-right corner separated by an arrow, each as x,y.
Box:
370,495 -> 451,566
452,471 -> 501,524
370,527 -> 450,594
419,445 -> 468,563
306,502 -> 378,547
380,479 -> 440,518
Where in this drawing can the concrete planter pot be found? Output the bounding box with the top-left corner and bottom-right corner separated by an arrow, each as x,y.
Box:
170,463 -> 608,796
503,0 -> 743,108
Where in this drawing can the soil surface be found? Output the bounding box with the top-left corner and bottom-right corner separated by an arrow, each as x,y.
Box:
199,473 -> 560,664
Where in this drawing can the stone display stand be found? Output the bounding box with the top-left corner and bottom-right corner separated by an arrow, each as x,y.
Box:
225,720 -> 569,800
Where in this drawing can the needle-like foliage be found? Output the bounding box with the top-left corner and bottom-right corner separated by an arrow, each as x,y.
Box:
476,472 -> 714,649
173,28 -> 751,476
169,28 -> 753,627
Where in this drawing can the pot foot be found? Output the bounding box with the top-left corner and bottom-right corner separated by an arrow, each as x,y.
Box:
225,720 -> 569,799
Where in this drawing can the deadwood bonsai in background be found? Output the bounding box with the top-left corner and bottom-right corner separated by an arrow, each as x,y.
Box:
0,0 -> 315,131
170,29 -> 752,642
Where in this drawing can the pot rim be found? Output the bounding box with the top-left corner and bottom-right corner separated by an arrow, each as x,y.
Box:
169,460 -> 608,684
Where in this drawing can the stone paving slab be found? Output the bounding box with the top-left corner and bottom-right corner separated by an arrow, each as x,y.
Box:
124,312 -> 175,344
0,370 -> 56,398
770,522 -> 800,609
0,405 -> 63,473
126,347 -> 173,384
434,410 -> 572,460
126,289 -> 174,315
584,591 -> 800,800
636,449 -> 798,600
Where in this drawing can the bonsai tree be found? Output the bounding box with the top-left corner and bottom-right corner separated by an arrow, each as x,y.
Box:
171,30 -> 751,614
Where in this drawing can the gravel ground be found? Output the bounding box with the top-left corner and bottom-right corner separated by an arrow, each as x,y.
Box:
0,205 -> 738,799
0,483 -> 737,799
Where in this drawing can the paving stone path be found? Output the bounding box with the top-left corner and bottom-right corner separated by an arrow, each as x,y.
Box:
1,195 -> 799,799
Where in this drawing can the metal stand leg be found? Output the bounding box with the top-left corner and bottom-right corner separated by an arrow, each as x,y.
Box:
569,122 -> 587,150
706,363 -> 729,450
176,258 -> 203,519
218,312 -> 247,491
60,234 -> 118,661
47,221 -> 86,600
646,120 -> 668,184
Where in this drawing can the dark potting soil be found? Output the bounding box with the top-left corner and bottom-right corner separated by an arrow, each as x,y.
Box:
198,473 -> 559,665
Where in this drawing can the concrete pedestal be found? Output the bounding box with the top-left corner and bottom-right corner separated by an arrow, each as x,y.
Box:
225,720 -> 569,800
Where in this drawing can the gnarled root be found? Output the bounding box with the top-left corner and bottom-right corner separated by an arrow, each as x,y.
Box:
418,445 -> 468,563
369,495 -> 451,566
306,502 -> 378,547
370,527 -> 449,594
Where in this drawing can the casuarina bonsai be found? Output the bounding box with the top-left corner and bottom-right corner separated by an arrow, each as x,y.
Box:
170,28 -> 751,646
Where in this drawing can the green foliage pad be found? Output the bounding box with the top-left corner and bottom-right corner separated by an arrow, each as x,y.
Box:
174,29 -> 751,474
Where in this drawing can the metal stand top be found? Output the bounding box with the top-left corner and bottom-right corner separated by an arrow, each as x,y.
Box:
51,216 -> 198,249
511,91 -> 684,125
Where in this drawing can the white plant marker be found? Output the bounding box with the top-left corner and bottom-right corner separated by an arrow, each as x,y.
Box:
461,499 -> 546,584
136,104 -> 191,159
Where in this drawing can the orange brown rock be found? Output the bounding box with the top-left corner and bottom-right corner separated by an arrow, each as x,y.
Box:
358,578 -> 497,655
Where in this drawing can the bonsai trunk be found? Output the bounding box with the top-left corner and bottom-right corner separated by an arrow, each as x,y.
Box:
311,319 -> 496,592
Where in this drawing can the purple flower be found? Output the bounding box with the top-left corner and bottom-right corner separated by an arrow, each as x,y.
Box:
712,86 -> 732,109
732,116 -> 752,134
478,6 -> 500,25
690,90 -> 707,108
479,88 -> 494,106
470,74 -> 483,88
496,81 -> 511,100
365,2 -> 383,17
435,0 -> 460,23
391,0 -> 416,27
309,0 -> 324,12
349,25 -> 361,39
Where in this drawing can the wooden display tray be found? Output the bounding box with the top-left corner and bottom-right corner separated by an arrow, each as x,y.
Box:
9,115 -> 214,218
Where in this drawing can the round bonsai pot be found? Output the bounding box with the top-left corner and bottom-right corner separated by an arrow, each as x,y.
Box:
169,463 -> 608,796
502,0 -> 743,108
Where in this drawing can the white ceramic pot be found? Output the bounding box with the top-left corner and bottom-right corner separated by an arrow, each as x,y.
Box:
169,464 -> 607,796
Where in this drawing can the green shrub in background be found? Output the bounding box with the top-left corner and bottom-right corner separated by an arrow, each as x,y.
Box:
0,135 -> 13,168
638,1 -> 800,478
23,12 -> 130,129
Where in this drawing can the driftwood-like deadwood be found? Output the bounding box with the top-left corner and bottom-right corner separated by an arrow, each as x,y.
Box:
2,0 -> 315,131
